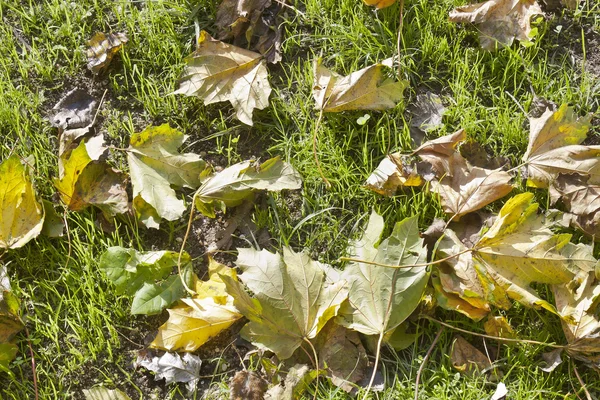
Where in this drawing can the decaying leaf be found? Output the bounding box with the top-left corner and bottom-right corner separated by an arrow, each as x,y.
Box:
451,335 -> 491,377
138,351 -> 202,392
484,315 -> 515,339
230,370 -> 268,400
491,382 -> 508,400
408,92 -> 447,133
541,348 -> 563,372
86,32 -> 128,74
0,155 -> 44,249
175,31 -> 270,126
264,364 -> 318,400
194,157 -> 302,218
99,247 -> 193,315
216,0 -> 283,63
127,124 -> 205,228
51,88 -> 97,130
549,174 -> 600,239
83,387 -> 132,400
523,104 -> 593,188
313,58 -> 407,112
364,154 -> 424,196
363,0 -> 397,9
151,258 -> 242,352
317,322 -> 368,392
337,212 -> 429,342
54,140 -> 128,217
449,0 -> 543,50
435,193 -> 598,318
552,272 -> 600,367
41,200 -> 64,238
222,247 -> 347,360
0,264 -> 23,369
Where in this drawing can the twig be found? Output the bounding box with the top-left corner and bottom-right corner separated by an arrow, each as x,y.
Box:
396,0 -> 405,78
273,0 -> 306,17
312,110 -> 331,188
24,324 -> 39,400
339,248 -> 472,269
414,328 -> 444,400
419,315 -> 565,349
362,331 -> 384,400
572,361 -> 592,400
90,89 -> 108,127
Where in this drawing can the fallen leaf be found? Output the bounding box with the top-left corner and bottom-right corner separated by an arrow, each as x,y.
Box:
51,88 -> 97,130
41,200 -> 64,237
138,351 -> 202,392
491,382 -> 508,400
216,0 -> 283,63
364,154 -> 424,195
230,370 -> 268,400
408,92 -> 446,133
151,260 -> 242,352
363,0 -> 397,9
174,31 -> 270,126
413,129 -> 466,175
430,154 -> 513,218
0,264 -> 23,369
549,174 -> 600,239
484,315 -> 515,339
83,387 -> 132,400
127,124 -> 205,228
222,247 -> 347,360
552,272 -> 600,367
264,364 -> 318,400
541,348 -> 563,372
449,0 -> 543,50
54,139 -> 128,217
318,323 -> 368,392
451,335 -> 491,377
86,32 -> 128,74
99,247 -> 193,315
436,193 -> 598,316
313,58 -> 407,112
337,211 -> 429,343
522,104 -> 594,188
194,157 -> 302,218
385,323 -> 419,351
0,155 -> 44,249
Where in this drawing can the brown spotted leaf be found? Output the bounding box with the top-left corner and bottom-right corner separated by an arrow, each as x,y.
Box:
86,32 -> 128,74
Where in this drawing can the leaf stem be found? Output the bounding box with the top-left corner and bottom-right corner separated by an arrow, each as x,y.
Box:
303,337 -> 320,400
178,193 -> 198,296
362,331 -> 384,400
339,248 -> 473,269
312,110 -> 331,188
419,315 -> 565,349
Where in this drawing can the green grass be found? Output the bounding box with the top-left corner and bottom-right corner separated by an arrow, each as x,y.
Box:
1,0 -> 600,398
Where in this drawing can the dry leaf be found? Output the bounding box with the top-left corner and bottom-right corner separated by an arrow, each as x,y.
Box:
0,155 -> 44,249
413,129 -> 466,175
83,387 -> 131,400
138,351 -> 201,392
523,104 -> 594,188
54,139 -> 128,217
484,315 -> 515,339
451,336 -> 491,377
449,0 -> 543,50
175,31 -> 270,126
86,32 -> 128,74
216,0 -> 283,63
363,0 -> 397,9
549,174 -> 600,239
51,88 -> 97,130
364,154 -> 423,196
409,92 -> 447,133
313,58 -> 407,112
222,247 -> 347,360
0,264 -> 23,369
264,364 -> 319,400
151,259 -> 242,352
230,370 -> 268,400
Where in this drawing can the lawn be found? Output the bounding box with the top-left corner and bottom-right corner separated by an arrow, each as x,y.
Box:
1,0 -> 600,399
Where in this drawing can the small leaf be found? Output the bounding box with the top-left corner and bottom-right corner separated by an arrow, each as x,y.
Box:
194,157 -> 302,218
128,124 -> 205,228
138,352 -> 201,392
0,155 -> 44,249
451,336 -> 491,377
86,32 -> 128,74
230,370 -> 268,400
484,315 -> 515,339
222,247 -> 347,360
313,58 -> 407,112
449,0 -> 543,50
131,267 -> 193,315
175,31 -> 271,126
41,200 -> 64,238
83,387 -> 132,400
